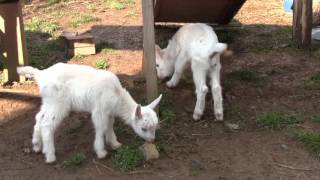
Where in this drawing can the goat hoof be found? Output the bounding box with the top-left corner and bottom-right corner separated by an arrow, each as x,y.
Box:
193,113 -> 202,121
33,144 -> 42,153
45,155 -> 56,164
97,150 -> 108,159
215,113 -> 223,121
166,81 -> 175,88
111,142 -> 122,150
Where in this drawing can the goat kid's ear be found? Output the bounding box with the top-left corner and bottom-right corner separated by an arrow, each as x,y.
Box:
214,43 -> 228,53
135,104 -> 142,120
148,94 -> 162,109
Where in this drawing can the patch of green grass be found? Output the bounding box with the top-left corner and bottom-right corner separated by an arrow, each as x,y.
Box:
26,35 -> 63,69
112,146 -> 144,171
257,112 -> 303,129
312,116 -> 320,123
304,72 -> 320,90
94,59 -> 110,69
63,153 -> 86,167
104,0 -> 135,10
70,15 -> 99,28
251,26 -> 293,51
25,17 -> 60,35
48,11 -> 67,18
229,69 -> 258,82
293,131 -> 320,157
72,55 -> 87,61
96,41 -> 116,53
47,0 -> 62,6
160,109 -> 176,125
159,94 -> 176,125
125,11 -> 137,18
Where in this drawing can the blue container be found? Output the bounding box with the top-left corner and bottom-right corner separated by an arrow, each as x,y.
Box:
283,0 -> 293,12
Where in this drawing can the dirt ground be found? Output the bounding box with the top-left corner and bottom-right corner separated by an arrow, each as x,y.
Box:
1,0 -> 320,179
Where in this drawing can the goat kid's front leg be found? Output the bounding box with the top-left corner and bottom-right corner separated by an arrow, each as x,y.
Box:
191,62 -> 208,120
166,53 -> 186,88
105,117 -> 122,150
210,62 -> 223,121
92,111 -> 108,159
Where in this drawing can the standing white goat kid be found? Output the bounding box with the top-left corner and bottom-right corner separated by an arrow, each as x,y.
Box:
155,23 -> 227,121
17,63 -> 162,163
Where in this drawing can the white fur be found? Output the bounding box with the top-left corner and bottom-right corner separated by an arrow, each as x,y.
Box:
17,63 -> 162,163
155,23 -> 226,121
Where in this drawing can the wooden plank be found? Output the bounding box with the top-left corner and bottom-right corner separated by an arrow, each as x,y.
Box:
293,0 -> 303,47
0,1 -> 28,83
293,0 -> 312,49
301,0 -> 312,48
66,46 -> 96,58
154,0 -> 246,24
142,0 -> 159,107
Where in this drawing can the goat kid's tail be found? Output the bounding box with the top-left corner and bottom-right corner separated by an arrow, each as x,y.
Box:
209,43 -> 228,59
17,66 -> 40,79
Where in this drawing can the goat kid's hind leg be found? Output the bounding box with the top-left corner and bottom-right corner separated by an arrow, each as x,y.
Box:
191,62 -> 209,120
105,117 -> 122,150
210,62 -> 223,121
92,110 -> 108,159
40,106 -> 68,163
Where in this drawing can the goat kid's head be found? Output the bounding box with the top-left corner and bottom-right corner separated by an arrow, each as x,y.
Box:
155,41 -> 177,80
132,94 -> 162,143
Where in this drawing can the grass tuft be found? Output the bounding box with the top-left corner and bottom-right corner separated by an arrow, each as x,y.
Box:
312,116 -> 320,123
72,55 -> 87,61
229,69 -> 258,82
257,112 -> 303,129
25,17 -> 60,35
104,0 -> 135,10
159,94 -> 176,125
293,131 -> 320,157
96,41 -> 116,53
63,153 -> 86,167
70,15 -> 99,28
160,109 -> 176,125
112,146 -> 144,171
94,59 -> 110,69
304,72 -> 320,90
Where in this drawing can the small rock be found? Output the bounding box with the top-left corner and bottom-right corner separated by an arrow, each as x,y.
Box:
224,122 -> 240,130
139,142 -> 159,161
23,147 -> 31,154
281,144 -> 288,150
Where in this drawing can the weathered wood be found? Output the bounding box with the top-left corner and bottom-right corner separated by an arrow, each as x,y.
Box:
301,0 -> 312,48
0,1 -> 28,83
154,0 -> 246,24
293,0 -> 312,49
61,32 -> 96,58
142,0 -> 159,107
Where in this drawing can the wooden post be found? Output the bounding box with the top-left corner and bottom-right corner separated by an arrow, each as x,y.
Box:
293,0 -> 312,49
142,0 -> 159,106
0,1 -> 28,83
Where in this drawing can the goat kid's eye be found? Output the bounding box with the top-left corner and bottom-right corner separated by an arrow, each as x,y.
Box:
156,64 -> 159,67
141,128 -> 147,132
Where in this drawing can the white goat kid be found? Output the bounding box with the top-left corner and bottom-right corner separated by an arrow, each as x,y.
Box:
17,63 -> 162,163
155,23 -> 227,121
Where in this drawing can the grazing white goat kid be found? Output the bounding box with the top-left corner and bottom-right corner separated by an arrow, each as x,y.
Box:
17,63 -> 162,163
155,23 -> 227,121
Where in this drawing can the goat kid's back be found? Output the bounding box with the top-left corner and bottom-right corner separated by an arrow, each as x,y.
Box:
17,63 -> 122,112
